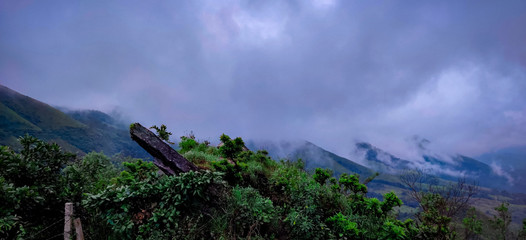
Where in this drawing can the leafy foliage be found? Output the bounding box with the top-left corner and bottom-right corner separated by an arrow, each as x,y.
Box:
149,124 -> 174,144
462,207 -> 482,240
63,152 -> 120,203
3,132 -> 521,239
215,186 -> 276,238
83,162 -> 223,239
326,212 -> 360,238
178,136 -> 198,154
400,169 -> 479,239
490,202 -> 512,240
0,135 -> 75,239
313,167 -> 332,185
339,173 -> 367,195
417,193 -> 455,239
218,134 -> 245,159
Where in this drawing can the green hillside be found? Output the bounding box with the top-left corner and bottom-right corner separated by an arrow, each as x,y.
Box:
291,141 -> 374,177
0,84 -> 149,158
0,85 -> 85,130
0,102 -> 41,132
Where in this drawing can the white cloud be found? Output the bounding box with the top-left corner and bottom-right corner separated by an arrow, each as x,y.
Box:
490,162 -> 515,184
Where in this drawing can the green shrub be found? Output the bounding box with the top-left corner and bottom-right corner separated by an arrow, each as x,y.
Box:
83,170 -> 223,239
63,152 -> 120,202
313,168 -> 332,185
0,135 -> 75,239
491,202 -> 512,240
381,191 -> 403,214
327,212 -> 360,238
339,173 -> 367,195
380,220 -> 409,240
178,136 -> 198,154
416,193 -> 454,239
285,206 -> 329,240
219,134 -> 245,159
211,159 -> 246,185
118,159 -> 157,184
150,124 -> 174,144
216,187 -> 276,238
462,207 -> 482,239
183,150 -> 219,168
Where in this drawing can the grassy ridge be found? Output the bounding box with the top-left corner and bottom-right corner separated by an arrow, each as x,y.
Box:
0,85 -> 85,130
0,84 -> 150,158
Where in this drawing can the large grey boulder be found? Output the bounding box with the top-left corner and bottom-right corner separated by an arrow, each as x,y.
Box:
129,123 -> 198,175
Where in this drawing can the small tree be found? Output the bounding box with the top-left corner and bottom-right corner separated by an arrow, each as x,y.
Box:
219,134 -> 245,159
313,168 -> 332,185
0,135 -> 75,239
150,124 -> 174,144
462,207 -> 482,240
490,202 -> 512,240
178,136 -> 198,154
339,173 -> 367,195
400,169 -> 479,239
63,152 -> 119,203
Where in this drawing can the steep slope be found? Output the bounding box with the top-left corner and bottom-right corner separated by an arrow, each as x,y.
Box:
0,102 -> 41,131
355,142 -> 412,173
0,84 -> 149,158
248,140 -> 374,177
0,85 -> 85,130
292,141 -> 375,177
63,109 -> 150,158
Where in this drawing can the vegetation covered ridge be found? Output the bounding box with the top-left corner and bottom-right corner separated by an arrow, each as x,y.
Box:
0,124 -> 525,239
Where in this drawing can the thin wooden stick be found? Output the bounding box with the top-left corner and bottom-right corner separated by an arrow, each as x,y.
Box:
64,203 -> 73,240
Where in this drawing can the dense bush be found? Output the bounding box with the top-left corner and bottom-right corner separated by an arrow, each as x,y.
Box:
216,186 -> 277,239
178,136 -> 198,154
83,160 -> 224,239
218,134 -> 245,159
63,152 -> 120,203
0,135 -> 75,239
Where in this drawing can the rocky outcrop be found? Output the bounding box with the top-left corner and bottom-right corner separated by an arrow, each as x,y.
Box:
129,123 -> 198,175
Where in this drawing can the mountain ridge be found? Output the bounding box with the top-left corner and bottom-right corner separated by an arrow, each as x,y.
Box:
0,84 -> 149,159
2,83 -> 524,194
354,141 -> 522,192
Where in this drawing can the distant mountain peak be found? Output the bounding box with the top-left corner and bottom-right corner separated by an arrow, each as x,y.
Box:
248,139 -> 374,177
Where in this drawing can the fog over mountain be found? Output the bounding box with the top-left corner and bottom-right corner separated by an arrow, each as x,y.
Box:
1,0 -> 526,161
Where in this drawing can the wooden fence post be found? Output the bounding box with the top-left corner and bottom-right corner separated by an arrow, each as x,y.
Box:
64,203 -> 73,240
74,218 -> 85,240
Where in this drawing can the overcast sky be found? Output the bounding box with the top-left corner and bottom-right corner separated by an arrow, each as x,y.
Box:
1,0 -> 525,160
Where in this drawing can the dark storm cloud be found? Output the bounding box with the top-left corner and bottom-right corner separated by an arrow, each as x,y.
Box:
1,0 -> 525,159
